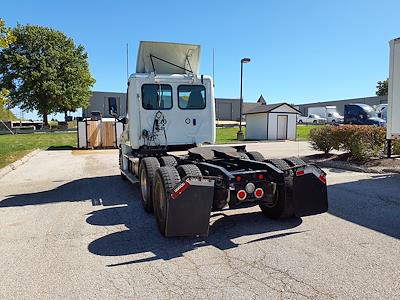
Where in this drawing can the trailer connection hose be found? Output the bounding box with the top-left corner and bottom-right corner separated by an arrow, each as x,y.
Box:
143,111 -> 168,146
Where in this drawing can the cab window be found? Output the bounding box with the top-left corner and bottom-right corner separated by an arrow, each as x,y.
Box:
178,85 -> 206,109
142,84 -> 172,110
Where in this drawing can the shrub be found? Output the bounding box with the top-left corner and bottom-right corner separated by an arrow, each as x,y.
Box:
309,126 -> 336,154
393,140 -> 400,155
336,125 -> 385,161
309,125 -> 386,161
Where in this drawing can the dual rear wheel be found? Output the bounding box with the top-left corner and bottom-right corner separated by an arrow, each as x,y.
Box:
139,157 -> 202,235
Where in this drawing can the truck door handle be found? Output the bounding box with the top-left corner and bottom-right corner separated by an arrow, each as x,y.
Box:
193,118 -> 196,126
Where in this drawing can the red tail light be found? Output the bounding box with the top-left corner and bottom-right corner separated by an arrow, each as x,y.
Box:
237,190 -> 247,201
296,170 -> 305,176
319,175 -> 327,184
254,188 -> 264,199
258,174 -> 264,180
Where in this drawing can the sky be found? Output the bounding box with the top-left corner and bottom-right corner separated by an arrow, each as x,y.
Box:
2,0 -> 400,120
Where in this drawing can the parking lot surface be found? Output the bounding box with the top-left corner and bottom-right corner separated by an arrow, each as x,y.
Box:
0,143 -> 399,299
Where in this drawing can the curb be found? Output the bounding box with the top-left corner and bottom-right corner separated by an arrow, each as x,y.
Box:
0,149 -> 42,178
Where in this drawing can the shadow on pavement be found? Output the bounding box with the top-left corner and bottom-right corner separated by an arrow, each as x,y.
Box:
328,174 -> 400,239
0,175 -> 128,207
2,172 -> 399,266
87,202 -> 304,265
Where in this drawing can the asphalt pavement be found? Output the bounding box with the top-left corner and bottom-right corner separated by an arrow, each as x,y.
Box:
0,142 -> 399,299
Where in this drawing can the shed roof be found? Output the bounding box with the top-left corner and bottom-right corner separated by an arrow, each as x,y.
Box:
243,103 -> 301,115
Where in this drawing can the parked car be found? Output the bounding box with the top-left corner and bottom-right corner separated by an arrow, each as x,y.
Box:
298,114 -> 327,124
344,104 -> 386,126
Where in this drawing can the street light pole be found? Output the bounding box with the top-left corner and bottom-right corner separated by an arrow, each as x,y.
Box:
237,57 -> 251,140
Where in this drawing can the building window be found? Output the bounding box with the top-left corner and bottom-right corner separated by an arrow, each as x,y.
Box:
142,84 -> 173,110
178,85 -> 206,109
108,97 -> 118,115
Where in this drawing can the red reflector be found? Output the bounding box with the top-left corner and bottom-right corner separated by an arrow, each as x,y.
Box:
254,188 -> 264,199
237,190 -> 247,201
170,181 -> 190,200
236,176 -> 241,182
258,174 -> 264,180
319,175 -> 327,184
296,170 -> 305,176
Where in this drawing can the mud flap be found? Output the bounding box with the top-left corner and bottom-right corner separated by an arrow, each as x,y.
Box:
292,167 -> 328,217
166,179 -> 215,237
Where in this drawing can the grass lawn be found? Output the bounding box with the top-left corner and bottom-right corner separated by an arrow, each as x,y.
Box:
0,132 -> 76,169
216,127 -> 246,144
296,125 -> 320,141
216,125 -> 320,144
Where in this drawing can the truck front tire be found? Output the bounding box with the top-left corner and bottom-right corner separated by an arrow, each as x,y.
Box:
153,166 -> 181,236
139,157 -> 160,213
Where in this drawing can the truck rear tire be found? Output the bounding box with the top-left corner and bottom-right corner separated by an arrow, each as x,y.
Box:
261,158 -> 294,218
259,182 -> 294,219
159,156 -> 177,167
284,156 -> 305,167
153,166 -> 181,236
246,151 -> 265,161
266,159 -> 291,172
176,164 -> 202,178
139,157 -> 160,213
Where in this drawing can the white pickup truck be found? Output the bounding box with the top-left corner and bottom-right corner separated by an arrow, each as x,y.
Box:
297,114 -> 326,124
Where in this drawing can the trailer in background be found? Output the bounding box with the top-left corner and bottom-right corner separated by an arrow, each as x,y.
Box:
387,38 -> 400,157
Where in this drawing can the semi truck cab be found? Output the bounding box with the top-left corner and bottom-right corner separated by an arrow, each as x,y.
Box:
119,41 -> 328,237
344,103 -> 386,126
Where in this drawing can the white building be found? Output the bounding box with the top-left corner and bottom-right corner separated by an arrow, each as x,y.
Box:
244,103 -> 300,140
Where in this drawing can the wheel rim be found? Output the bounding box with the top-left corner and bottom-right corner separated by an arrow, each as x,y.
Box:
140,167 -> 148,202
264,188 -> 279,208
154,178 -> 166,227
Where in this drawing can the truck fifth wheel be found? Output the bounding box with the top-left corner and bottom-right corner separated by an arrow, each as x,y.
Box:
118,41 -> 328,237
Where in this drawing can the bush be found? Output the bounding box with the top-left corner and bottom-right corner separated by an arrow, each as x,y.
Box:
310,125 -> 386,161
309,126 -> 336,154
393,140 -> 400,155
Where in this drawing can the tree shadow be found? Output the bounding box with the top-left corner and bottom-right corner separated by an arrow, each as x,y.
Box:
47,146 -> 76,150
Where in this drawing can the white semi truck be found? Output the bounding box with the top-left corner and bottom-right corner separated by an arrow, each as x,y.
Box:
308,106 -> 344,124
118,41 -> 328,237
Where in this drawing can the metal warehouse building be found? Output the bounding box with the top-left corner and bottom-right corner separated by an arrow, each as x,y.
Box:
83,91 -> 260,121
83,91 -> 127,119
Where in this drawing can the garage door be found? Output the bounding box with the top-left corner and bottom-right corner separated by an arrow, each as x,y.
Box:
217,103 -> 232,120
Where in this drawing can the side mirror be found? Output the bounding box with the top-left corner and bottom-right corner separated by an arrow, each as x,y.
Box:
119,117 -> 127,124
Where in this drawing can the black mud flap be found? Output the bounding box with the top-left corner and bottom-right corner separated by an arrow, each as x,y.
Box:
165,179 -> 215,237
292,167 -> 328,217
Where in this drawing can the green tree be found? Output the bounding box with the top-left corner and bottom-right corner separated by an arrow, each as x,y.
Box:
0,19 -> 16,120
0,24 -> 95,125
0,18 -> 15,48
376,79 -> 388,96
